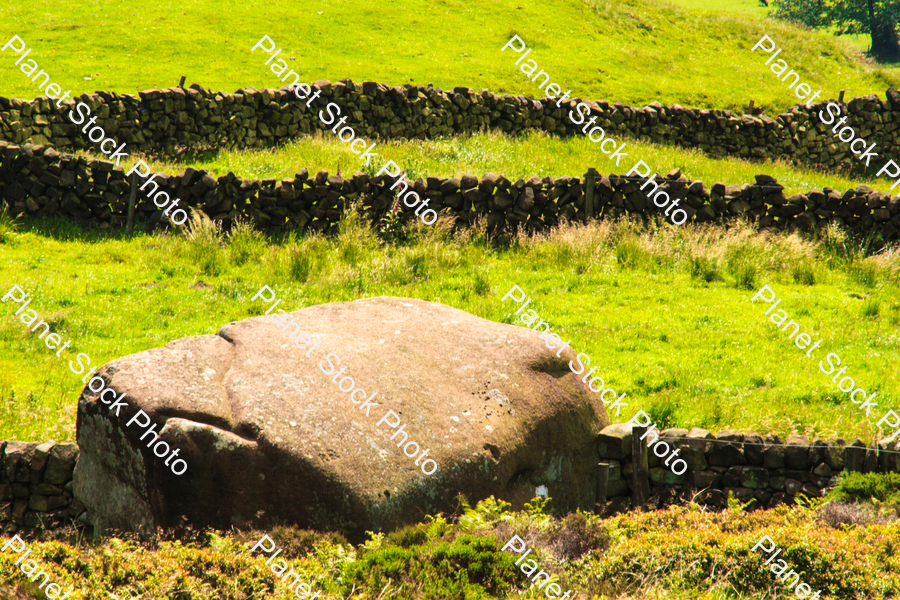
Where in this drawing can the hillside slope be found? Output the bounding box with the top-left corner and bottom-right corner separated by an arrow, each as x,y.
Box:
0,0 -> 896,112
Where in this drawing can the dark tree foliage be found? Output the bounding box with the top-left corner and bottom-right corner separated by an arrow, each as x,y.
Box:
772,0 -> 900,60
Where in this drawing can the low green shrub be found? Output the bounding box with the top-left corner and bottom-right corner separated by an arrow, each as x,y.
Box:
343,532 -> 523,599
828,472 -> 900,506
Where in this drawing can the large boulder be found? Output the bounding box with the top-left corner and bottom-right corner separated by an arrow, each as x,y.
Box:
74,297 -> 608,539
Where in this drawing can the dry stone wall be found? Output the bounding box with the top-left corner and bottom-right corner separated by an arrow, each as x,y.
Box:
596,424 -> 897,514
0,440 -> 83,534
2,141 -> 900,242
2,81 -> 900,174
4,427 -> 896,533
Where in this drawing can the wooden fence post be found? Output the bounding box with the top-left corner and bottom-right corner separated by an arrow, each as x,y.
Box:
584,168 -> 598,223
595,462 -> 609,512
126,173 -> 137,238
179,75 -> 187,88
632,426 -> 649,508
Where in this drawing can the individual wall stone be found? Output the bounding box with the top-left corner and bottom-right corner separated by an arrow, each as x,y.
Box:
43,443 -> 78,485
784,434 -> 810,469
744,431 -> 764,466
710,430 -> 746,467
826,438 -> 845,471
597,424 -> 633,459
683,428 -> 713,471
763,434 -> 785,468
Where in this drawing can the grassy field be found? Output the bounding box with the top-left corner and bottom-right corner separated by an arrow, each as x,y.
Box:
1,213 -> 898,444
664,0 -> 900,78
1,0 -> 898,115
107,130 -> 900,196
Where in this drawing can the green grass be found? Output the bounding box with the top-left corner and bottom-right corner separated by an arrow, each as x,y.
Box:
2,214 -> 898,443
1,0 -> 898,115
101,129 -> 900,197
662,0 -> 900,85
663,0 -> 771,16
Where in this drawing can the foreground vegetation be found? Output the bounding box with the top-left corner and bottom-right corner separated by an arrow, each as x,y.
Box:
2,480 -> 899,600
1,0 -> 897,113
1,210 -> 898,443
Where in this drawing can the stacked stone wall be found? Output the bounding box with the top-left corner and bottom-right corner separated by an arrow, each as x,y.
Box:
596,424 -> 896,513
0,441 -> 82,534
2,142 -> 900,242
2,81 -> 900,175
5,429 -> 897,533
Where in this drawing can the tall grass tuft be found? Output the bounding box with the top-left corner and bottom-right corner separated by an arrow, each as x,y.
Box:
849,259 -> 879,288
790,259 -> 817,285
472,266 -> 491,296
227,218 -> 266,266
615,235 -> 646,269
689,255 -> 720,282
818,223 -> 853,268
646,397 -> 679,431
725,245 -> 758,290
182,209 -> 224,276
337,207 -> 380,267
283,238 -> 325,283
860,298 -> 880,319
0,205 -> 19,244
889,304 -> 900,325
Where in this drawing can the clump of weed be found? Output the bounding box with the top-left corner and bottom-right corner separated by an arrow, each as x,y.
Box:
828,472 -> 900,506
615,235 -> 646,269
860,298 -> 880,318
688,254 -> 720,282
646,396 -> 678,430
377,202 -> 407,243
849,260 -> 879,288
182,209 -> 225,276
227,218 -> 266,266
790,259 -> 817,285
818,222 -> 852,266
888,303 -> 900,325
342,532 -> 522,599
817,501 -> 896,529
0,204 -> 20,244
386,523 -> 429,548
725,244 -> 758,289
283,240 -> 323,282
337,207 -> 380,266
233,526 -> 348,560
472,266 -> 491,296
